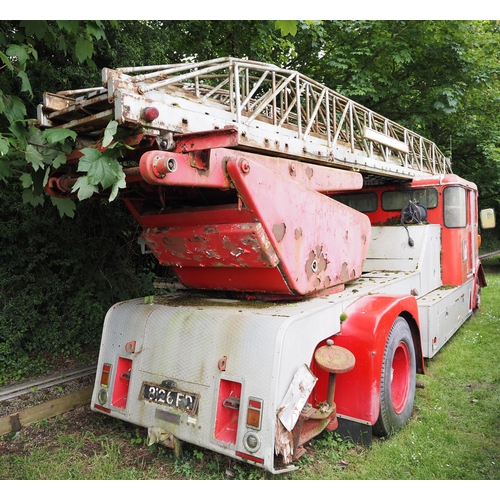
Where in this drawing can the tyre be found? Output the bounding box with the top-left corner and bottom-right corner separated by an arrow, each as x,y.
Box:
373,316 -> 416,437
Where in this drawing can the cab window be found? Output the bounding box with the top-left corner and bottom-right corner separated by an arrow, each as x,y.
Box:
382,188 -> 438,211
444,186 -> 466,228
332,192 -> 377,212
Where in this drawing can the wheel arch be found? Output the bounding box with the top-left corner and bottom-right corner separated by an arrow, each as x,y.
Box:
322,294 -> 423,426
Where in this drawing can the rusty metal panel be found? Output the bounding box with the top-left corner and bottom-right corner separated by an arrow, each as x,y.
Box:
138,149 -> 231,189
226,154 -> 372,295
277,364 -> 317,432
143,222 -> 279,269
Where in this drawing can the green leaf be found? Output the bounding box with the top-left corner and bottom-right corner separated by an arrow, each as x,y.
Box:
22,188 -> 44,207
56,21 -> 80,34
102,120 -> 118,148
25,144 -> 45,171
20,20 -> 49,40
18,71 -> 33,97
274,21 -> 297,37
71,175 -> 99,200
76,148 -> 101,172
78,148 -> 121,189
42,128 -> 77,145
4,95 -> 27,124
9,122 -> 28,150
89,155 -> 121,189
51,197 -> 76,218
85,22 -> 106,40
0,159 -> 13,180
0,51 -> 14,71
108,168 -> 127,202
20,172 -> 33,188
6,44 -> 29,66
0,135 -> 10,155
75,37 -> 93,63
52,153 -> 68,169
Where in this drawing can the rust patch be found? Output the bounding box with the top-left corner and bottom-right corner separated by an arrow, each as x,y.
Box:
295,227 -> 303,240
189,234 -> 208,253
204,226 -> 219,234
324,276 -> 331,287
206,250 -> 221,260
305,166 -> 314,179
162,236 -> 188,258
222,235 -> 244,257
305,245 -> 329,280
315,245 -> 329,273
273,222 -> 286,242
340,262 -> 349,282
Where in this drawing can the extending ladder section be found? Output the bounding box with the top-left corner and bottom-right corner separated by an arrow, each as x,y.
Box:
38,57 -> 451,182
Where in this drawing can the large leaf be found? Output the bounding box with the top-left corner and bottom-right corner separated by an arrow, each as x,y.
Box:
20,20 -> 49,40
274,21 -> 297,37
108,169 -> 127,202
0,159 -> 13,180
4,95 -> 27,124
17,70 -> 33,97
42,128 -> 77,145
0,135 -> 10,155
77,148 -> 101,172
20,172 -> 33,188
102,120 -> 118,148
22,188 -> 44,207
6,44 -> 29,66
71,175 -> 99,200
77,148 -> 121,189
51,197 -> 76,218
75,37 -> 93,63
25,144 -> 45,171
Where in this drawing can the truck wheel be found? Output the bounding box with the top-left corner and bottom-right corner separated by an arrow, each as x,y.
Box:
373,317 -> 416,437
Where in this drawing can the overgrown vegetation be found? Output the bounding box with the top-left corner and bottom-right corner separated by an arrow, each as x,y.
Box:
0,184 -> 156,383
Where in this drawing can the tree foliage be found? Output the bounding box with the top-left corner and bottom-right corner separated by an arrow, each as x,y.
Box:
1,20 -> 500,378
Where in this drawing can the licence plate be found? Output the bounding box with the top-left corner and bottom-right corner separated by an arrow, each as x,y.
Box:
141,382 -> 199,415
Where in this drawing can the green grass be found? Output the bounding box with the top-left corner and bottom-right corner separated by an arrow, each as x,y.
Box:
1,260 -> 499,481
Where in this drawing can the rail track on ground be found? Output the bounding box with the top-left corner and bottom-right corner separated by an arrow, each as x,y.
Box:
0,364 -> 96,437
480,249 -> 500,260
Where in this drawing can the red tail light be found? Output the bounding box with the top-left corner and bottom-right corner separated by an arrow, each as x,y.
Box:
111,357 -> 132,409
214,379 -> 241,444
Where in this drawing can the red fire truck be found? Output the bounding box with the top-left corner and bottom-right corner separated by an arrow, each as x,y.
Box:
38,58 -> 494,473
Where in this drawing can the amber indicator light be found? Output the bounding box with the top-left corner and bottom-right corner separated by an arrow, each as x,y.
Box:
101,363 -> 112,387
246,398 -> 263,430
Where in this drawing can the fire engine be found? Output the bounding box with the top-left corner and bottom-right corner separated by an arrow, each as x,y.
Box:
37,57 -> 494,473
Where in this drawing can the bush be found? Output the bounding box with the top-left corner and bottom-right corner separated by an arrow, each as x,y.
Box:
0,185 -> 156,382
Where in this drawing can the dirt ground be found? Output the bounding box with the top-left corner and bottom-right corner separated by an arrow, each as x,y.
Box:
0,387 -> 190,481
0,353 -> 171,477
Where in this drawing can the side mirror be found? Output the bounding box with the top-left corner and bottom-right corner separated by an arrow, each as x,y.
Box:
480,208 -> 496,229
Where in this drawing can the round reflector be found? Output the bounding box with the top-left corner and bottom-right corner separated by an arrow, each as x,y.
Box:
143,107 -> 160,121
